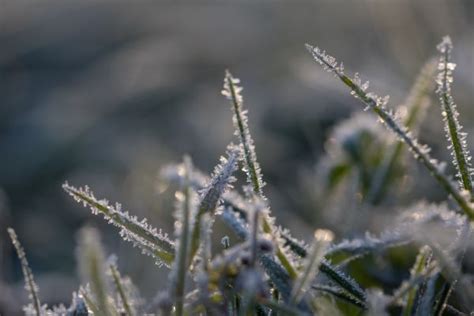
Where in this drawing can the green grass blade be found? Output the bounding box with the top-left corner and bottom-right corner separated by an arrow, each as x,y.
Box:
109,263 -> 135,316
436,36 -> 473,194
63,183 -> 175,266
290,230 -> 334,305
169,157 -> 195,316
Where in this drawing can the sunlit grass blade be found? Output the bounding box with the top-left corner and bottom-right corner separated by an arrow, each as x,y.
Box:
168,157 -> 196,316
436,36 -> 473,194
290,229 -> 334,305
7,228 -> 43,316
223,70 -> 265,196
305,43 -> 474,219
223,71 -> 299,279
63,183 -> 175,266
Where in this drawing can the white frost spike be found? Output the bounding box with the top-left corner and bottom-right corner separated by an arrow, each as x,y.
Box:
436,35 -> 473,193
63,182 -> 175,266
7,228 -> 44,316
223,70 -> 266,196
305,44 -> 345,76
290,229 -> 334,304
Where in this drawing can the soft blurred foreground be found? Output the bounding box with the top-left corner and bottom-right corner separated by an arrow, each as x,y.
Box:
0,1 -> 473,314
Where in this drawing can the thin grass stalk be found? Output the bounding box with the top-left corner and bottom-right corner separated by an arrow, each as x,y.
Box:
171,157 -> 194,316
63,183 -> 175,265
223,71 -> 298,278
249,198 -> 262,267
305,43 -> 474,220
290,229 -> 334,305
223,70 -> 264,196
110,264 -> 134,316
7,228 -> 42,316
401,246 -> 432,316
80,288 -> 101,315
436,36 -> 473,194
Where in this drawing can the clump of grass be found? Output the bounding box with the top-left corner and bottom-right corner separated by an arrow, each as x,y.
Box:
7,36 -> 474,315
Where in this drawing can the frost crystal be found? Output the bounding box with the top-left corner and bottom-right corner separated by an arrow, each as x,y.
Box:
304,44 -> 345,76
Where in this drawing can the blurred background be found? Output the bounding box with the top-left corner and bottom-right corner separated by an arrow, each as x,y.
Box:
0,1 -> 473,314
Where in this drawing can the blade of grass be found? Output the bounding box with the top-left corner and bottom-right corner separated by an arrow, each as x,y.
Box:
436,36 -> 473,194
223,71 -> 300,279
63,183 -> 175,266
7,228 -> 42,316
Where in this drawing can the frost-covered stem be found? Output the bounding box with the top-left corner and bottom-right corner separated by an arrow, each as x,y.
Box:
290,230 -> 333,305
436,36 -> 473,194
402,246 -> 432,316
224,71 -> 264,196
63,183 -> 175,265
305,44 -> 474,220
223,71 -> 298,278
110,264 -> 134,316
172,157 -> 194,316
7,228 -> 42,316
366,59 -> 436,204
